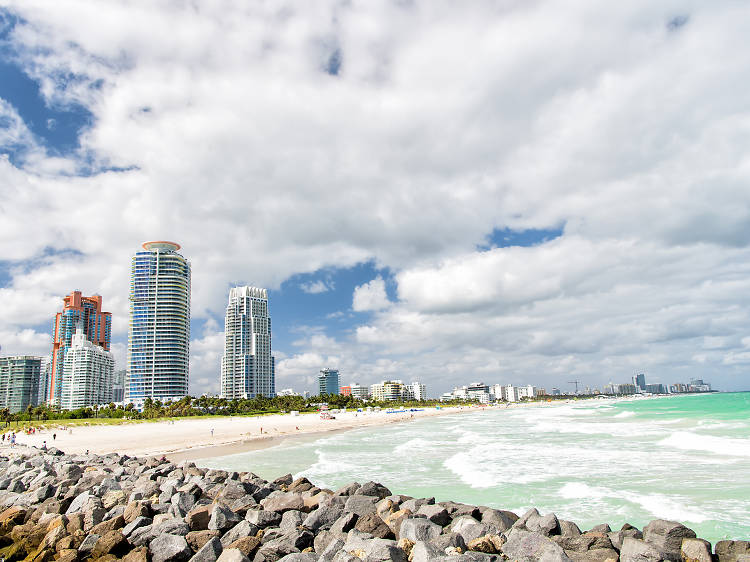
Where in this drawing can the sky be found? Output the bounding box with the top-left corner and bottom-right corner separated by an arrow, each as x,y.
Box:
1,1 -> 749,396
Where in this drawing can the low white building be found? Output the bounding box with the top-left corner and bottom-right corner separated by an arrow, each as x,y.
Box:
60,328 -> 114,410
349,383 -> 370,400
403,382 -> 427,401
517,385 -> 536,400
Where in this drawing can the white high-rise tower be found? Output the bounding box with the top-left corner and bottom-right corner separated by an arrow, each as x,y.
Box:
221,286 -> 275,399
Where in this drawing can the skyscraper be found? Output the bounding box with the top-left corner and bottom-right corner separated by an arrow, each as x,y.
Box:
318,368 -> 340,395
60,327 -> 114,410
221,286 -> 275,399
50,291 -> 111,405
127,241 -> 191,405
0,356 -> 42,413
634,373 -> 646,391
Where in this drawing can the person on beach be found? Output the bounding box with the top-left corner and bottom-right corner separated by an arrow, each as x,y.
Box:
41,441 -> 47,451
52,433 -> 56,441
210,428 -> 214,437
10,433 -> 15,447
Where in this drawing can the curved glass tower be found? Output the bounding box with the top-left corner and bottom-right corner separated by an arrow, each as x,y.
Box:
127,241 -> 190,405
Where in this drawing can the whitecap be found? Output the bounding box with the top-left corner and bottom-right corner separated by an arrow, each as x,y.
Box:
614,411 -> 635,418
658,431 -> 750,458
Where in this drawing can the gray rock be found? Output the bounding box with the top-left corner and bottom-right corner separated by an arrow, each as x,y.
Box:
361,538 -> 407,561
502,529 -> 572,562
157,517 -> 191,536
216,548 -> 250,562
277,554 -> 318,561
67,490 -> 94,514
401,498 -> 434,513
190,536 -> 224,562
559,521 -> 582,538
343,495 -> 377,516
449,515 -> 490,543
280,510 -> 305,533
399,517 -> 443,542
353,482 -> 391,500
209,504 -> 242,531
303,505 -> 343,532
246,508 -> 282,528
78,533 -> 101,555
565,549 -> 619,562
409,541 -> 452,562
334,482 -> 360,497
480,508 -> 518,533
715,541 -> 750,562
620,537 -> 669,562
172,491 -> 197,512
329,512 -> 358,537
680,538 -> 713,562
221,520 -> 258,546
262,493 -> 306,514
608,528 -> 643,551
430,532 -> 467,552
151,533 -> 192,562
642,519 -> 696,558
416,504 -> 450,527
313,530 -> 340,555
123,515 -> 153,537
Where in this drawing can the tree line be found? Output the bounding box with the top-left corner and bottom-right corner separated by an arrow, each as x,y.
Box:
1,393 -> 469,426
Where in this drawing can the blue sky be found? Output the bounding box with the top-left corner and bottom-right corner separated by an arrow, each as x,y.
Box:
1,1 -> 750,395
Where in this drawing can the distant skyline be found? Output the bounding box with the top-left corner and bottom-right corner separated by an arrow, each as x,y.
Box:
1,2 -> 750,394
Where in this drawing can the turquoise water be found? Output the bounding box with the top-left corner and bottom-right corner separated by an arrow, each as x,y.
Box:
199,393 -> 750,543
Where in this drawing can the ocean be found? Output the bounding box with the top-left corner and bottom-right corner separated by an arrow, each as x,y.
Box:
198,392 -> 750,543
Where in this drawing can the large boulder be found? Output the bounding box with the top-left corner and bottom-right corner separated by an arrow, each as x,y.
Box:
261,493 -> 306,514
353,512 -> 393,539
399,517 -> 442,542
245,509 -> 281,529
216,548 -> 250,562
449,516 -> 491,543
416,504 -> 450,527
150,534 -> 192,562
502,529 -> 572,562
620,537 -> 669,562
189,536 -> 223,562
681,538 -> 713,562
715,541 -> 750,562
343,496 -> 378,516
481,509 -> 518,533
643,520 -> 696,559
353,482 -> 392,500
208,505 -> 241,532
302,505 -> 342,532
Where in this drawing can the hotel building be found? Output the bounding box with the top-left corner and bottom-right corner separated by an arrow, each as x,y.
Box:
60,327 -> 114,409
49,291 -> 111,405
127,241 -> 191,405
0,356 -> 42,413
318,368 -> 340,396
220,286 -> 275,399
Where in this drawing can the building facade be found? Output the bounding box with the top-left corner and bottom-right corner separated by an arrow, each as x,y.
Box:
50,291 -> 111,405
370,380 -> 404,401
220,286 -> 275,399
633,373 -> 646,391
318,368 -> 340,396
127,241 -> 191,406
0,356 -> 42,413
60,328 -> 114,410
403,382 -> 427,401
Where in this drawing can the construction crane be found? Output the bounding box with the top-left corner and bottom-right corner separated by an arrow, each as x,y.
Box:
568,380 -> 580,394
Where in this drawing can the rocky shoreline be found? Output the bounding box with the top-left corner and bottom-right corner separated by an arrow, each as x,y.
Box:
1,446 -> 748,562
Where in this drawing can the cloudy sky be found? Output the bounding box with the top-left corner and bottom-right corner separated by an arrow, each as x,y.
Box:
1,1 -> 749,395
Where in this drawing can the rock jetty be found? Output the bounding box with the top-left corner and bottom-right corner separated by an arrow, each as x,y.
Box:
1,446 -> 748,562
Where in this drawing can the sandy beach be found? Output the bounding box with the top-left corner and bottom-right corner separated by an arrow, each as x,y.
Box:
0,405 -> 486,459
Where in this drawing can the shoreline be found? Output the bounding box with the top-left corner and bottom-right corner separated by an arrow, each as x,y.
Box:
1,404 -> 494,458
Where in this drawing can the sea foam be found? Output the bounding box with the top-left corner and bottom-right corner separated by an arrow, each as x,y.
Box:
658,431 -> 750,458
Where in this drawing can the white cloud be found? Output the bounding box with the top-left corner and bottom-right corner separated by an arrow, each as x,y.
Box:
300,279 -> 334,294
352,277 -> 391,312
0,1 -> 749,393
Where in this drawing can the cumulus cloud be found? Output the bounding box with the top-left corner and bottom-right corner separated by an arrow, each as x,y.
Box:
1,1 -> 749,393
352,277 -> 391,312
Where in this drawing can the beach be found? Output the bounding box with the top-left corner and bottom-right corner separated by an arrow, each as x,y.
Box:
1,404 -> 487,459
